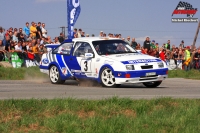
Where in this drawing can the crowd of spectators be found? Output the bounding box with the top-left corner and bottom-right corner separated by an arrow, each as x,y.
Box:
0,24 -> 200,70
0,22 -> 65,63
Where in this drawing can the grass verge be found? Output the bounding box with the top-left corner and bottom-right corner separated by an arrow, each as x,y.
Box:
168,69 -> 200,79
0,66 -> 48,80
0,97 -> 200,133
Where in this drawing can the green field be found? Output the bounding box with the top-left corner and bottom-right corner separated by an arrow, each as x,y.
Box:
0,67 -> 48,80
0,97 -> 200,133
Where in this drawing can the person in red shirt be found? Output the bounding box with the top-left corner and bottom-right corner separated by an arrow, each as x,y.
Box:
141,48 -> 148,54
159,49 -> 166,62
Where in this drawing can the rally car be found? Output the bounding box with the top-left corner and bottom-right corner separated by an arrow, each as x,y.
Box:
40,37 -> 168,88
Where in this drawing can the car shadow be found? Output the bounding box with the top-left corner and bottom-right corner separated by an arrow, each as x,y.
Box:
62,80 -> 168,89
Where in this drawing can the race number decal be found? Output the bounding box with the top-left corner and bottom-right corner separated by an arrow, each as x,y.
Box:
84,61 -> 88,71
81,59 -> 91,72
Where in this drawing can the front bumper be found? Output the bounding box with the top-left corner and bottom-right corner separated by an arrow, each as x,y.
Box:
113,68 -> 168,84
115,74 -> 167,84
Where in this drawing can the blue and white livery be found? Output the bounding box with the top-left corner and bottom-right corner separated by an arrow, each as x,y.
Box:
40,37 -> 168,88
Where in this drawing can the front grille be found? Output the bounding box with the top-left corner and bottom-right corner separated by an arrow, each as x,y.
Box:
141,65 -> 153,69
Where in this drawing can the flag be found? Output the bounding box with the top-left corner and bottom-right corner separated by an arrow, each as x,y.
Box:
67,0 -> 81,39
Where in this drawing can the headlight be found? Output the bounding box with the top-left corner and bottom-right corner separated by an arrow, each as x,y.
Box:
158,62 -> 164,68
126,65 -> 135,70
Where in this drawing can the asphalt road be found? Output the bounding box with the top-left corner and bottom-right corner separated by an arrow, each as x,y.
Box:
0,78 -> 200,100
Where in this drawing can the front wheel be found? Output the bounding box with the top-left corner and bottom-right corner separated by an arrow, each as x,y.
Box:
143,81 -> 162,88
49,65 -> 65,84
100,68 -> 120,87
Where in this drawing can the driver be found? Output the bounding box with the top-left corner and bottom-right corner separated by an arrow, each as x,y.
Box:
84,44 -> 93,53
116,43 -> 125,51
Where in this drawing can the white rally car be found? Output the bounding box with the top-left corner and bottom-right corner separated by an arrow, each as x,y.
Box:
40,37 -> 168,88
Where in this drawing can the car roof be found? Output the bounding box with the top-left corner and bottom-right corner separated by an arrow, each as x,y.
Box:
72,37 -> 121,42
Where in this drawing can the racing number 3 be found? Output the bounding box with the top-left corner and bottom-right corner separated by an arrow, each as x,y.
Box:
84,61 -> 88,71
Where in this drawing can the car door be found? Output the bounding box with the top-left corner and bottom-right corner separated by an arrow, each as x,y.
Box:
69,42 -> 95,78
51,42 -> 74,79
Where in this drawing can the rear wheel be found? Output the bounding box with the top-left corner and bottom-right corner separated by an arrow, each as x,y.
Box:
101,68 -> 120,87
143,81 -> 162,88
49,65 -> 65,84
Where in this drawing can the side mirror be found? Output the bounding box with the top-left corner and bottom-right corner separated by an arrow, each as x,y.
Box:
85,53 -> 94,58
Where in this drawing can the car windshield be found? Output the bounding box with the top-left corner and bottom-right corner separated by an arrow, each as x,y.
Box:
92,40 -> 137,55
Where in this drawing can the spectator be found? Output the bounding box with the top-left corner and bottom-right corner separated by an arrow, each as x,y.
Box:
4,35 -> 11,51
155,43 -> 159,50
99,31 -> 103,37
38,44 -> 47,58
0,40 -> 5,51
194,48 -> 200,69
33,41 -> 40,62
0,40 -> 5,61
141,48 -> 148,54
77,29 -> 82,38
73,28 -> 77,38
41,23 -> 47,38
12,31 -> 18,43
8,41 -> 15,53
8,31 -> 13,40
183,46 -> 191,71
136,43 -> 141,50
165,40 -> 171,50
143,37 -> 151,52
9,27 -> 13,33
92,34 -> 95,37
40,36 -> 45,45
26,41 -> 32,51
173,48 -> 179,67
159,49 -> 166,62
130,38 -> 137,49
58,33 -> 65,43
115,34 -> 119,38
15,41 -> 22,52
47,36 -> 51,44
125,36 -> 131,45
150,40 -> 156,49
122,38 -> 125,41
103,33 -> 106,37
0,27 -> 4,41
118,34 -> 122,39
27,33 -> 33,42
17,28 -> 25,42
179,40 -> 184,49
36,22 -> 42,39
54,37 -> 60,44
81,31 -> 85,37
23,22 -> 30,38
86,34 -> 89,37
22,41 -> 27,52
30,22 -> 37,39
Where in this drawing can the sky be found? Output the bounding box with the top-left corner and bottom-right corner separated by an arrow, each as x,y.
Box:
1,0 -> 200,47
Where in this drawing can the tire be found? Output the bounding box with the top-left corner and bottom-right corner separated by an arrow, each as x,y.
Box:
143,81 -> 162,88
49,65 -> 65,84
100,67 -> 119,87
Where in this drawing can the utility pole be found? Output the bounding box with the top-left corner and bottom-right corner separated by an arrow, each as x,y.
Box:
190,21 -> 200,67
59,26 -> 68,39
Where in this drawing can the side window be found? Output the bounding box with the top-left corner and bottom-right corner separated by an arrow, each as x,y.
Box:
73,42 -> 93,57
53,43 -> 73,55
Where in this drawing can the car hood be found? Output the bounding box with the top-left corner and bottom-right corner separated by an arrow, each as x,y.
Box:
102,53 -> 162,63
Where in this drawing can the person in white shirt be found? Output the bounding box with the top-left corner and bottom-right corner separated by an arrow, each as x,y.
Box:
41,23 -> 47,38
15,41 -> 22,52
